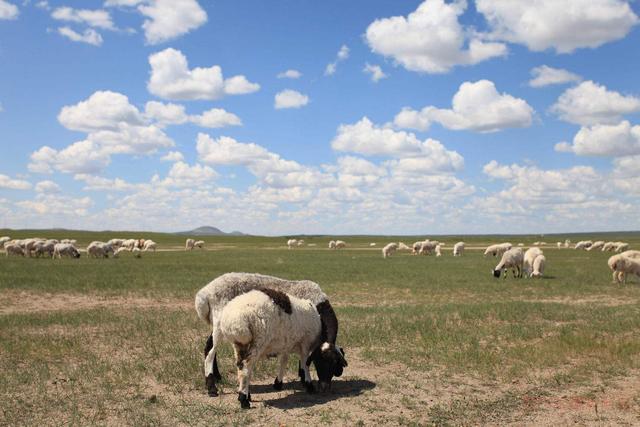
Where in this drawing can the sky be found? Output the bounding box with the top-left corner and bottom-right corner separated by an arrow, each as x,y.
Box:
1,0 -> 640,235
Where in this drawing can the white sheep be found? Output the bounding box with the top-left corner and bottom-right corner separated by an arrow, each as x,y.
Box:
107,238 -> 125,249
194,240 -> 205,249
492,248 -> 524,278
453,242 -> 465,256
608,255 -> 640,284
287,239 -> 298,249
412,241 -> 423,255
328,240 -> 336,249
419,241 -> 438,255
334,240 -> 346,249
369,243 -> 377,247
530,255 -> 546,278
143,240 -> 157,252
5,243 -> 24,257
0,236 -> 11,248
602,242 -> 616,252
484,243 -> 512,257
219,289 -> 345,408
556,242 -> 562,248
435,244 -> 442,257
614,242 -> 629,252
523,247 -> 544,277
53,243 -> 81,259
194,273 -> 345,397
574,240 -> 593,250
185,238 -> 196,250
382,243 -> 398,258
398,242 -> 411,251
564,239 -> 571,248
132,247 -> 142,258
113,246 -> 130,258
588,241 -> 605,251
34,241 -> 56,258
607,251 -> 640,283
87,241 -> 114,258
297,239 -> 305,247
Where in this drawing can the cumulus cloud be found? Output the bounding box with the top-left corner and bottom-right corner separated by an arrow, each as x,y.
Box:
156,161 -> 217,187
144,101 -> 188,126
274,90 -> 309,109
16,194 -> 93,217
57,27 -> 103,46
0,0 -> 18,20
52,7 -> 115,30
0,173 -> 31,190
190,108 -> 242,128
556,121 -> 640,157
325,45 -> 350,76
528,65 -> 582,88
365,0 -> 507,74
550,81 -> 640,126
147,48 -> 260,100
476,0 -> 639,53
394,80 -> 533,133
35,180 -> 61,194
160,151 -> 184,162
277,69 -> 302,79
363,63 -> 387,82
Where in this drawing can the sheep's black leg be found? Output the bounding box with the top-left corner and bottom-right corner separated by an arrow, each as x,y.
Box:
213,354 -> 222,381
204,335 -> 219,396
298,361 -> 305,383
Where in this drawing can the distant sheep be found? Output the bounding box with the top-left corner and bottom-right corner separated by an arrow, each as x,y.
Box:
608,254 -> 640,284
194,240 -> 205,249
453,242 -> 464,256
143,240 -> 157,252
53,243 -> 81,259
287,239 -> 298,249
419,241 -> 438,256
5,243 -> 24,257
588,241 -> 605,251
614,242 -> 629,252
523,247 -> 543,277
369,243 -> 376,247
33,241 -> 56,258
435,244 -> 442,257
185,239 -> 196,251
0,236 -> 11,248
602,242 -> 616,252
328,240 -> 336,249
574,240 -> 592,250
556,242 -> 562,248
334,240 -> 346,249
493,248 -> 524,279
398,242 -> 411,251
87,241 -> 114,258
530,255 -> 546,279
484,243 -> 512,257
382,243 -> 398,258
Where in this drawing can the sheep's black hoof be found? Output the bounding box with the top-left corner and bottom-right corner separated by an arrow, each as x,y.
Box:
273,378 -> 283,391
238,392 -> 251,409
304,381 -> 315,394
298,367 -> 305,382
205,374 -> 218,397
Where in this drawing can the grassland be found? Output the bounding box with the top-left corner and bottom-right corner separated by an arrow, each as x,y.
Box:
1,230 -> 640,425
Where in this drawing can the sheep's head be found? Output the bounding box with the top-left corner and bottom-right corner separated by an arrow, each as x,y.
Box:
308,343 -> 348,392
492,269 -> 501,278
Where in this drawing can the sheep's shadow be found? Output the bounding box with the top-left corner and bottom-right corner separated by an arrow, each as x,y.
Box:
254,378 -> 376,409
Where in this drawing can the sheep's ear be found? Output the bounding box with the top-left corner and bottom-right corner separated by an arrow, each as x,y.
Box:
336,347 -> 348,368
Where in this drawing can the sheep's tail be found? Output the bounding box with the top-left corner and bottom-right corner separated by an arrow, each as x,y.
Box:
194,291 -> 211,325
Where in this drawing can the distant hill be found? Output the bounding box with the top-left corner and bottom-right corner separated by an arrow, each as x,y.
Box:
175,226 -> 247,236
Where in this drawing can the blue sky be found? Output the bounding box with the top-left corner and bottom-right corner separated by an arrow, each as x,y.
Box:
1,0 -> 640,235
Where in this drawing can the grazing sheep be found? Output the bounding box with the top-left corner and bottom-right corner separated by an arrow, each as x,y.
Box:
564,239 -> 571,248
334,240 -> 346,249
328,240 -> 336,249
608,255 -> 640,284
5,243 -> 24,257
143,240 -> 157,252
87,241 -> 114,258
435,244 -> 442,257
557,242 -> 562,248
523,247 -> 544,277
484,243 -> 512,257
287,239 -> 298,249
453,242 -> 465,256
588,241 -> 605,251
107,238 -> 125,249
0,236 -> 11,248
132,247 -> 142,258
492,248 -> 524,279
34,241 -> 56,258
602,242 -> 616,252
615,242 -> 630,252
185,238 -> 195,250
412,241 -> 423,255
220,289 -> 346,408
194,273 -> 345,398
574,240 -> 593,250
419,241 -> 438,255
194,240 -> 205,249
530,255 -> 546,278
24,238 -> 46,257
398,242 -> 411,251
53,243 -> 81,259
382,243 -> 398,258
113,246 -> 130,258
122,239 -> 137,250
297,240 -> 305,247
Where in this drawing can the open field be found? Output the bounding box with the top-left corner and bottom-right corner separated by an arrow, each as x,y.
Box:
2,230 -> 640,425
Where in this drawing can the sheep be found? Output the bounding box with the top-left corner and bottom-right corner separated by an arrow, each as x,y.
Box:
132,247 -> 142,258
556,242 -> 562,248
33,241 -> 56,258
588,241 -> 605,251
135,239 -> 146,249
602,242 -> 616,252
398,242 -> 411,251
574,240 -> 592,250
87,242 -> 114,258
194,272 -> 345,398
219,289 -> 346,408
382,243 -> 398,258
620,250 -> 640,259
369,243 -> 376,247
453,242 -> 465,256
608,255 -> 640,284
287,239 -> 298,249
564,239 -> 571,248
143,240 -> 157,252
492,248 -> 524,278
328,240 -> 336,249
435,244 -> 442,257
334,240 -> 346,249
484,243 -> 512,257
113,246 -> 130,258
614,242 -> 629,252
297,239 -> 305,247
194,240 -> 205,249
5,243 -> 24,257
419,241 -> 438,255
412,241 -> 423,255
107,238 -> 125,249
0,236 -> 10,248
53,243 -> 80,259
530,255 -> 546,278
24,238 -> 45,257
185,238 -> 195,250
523,247 -> 544,277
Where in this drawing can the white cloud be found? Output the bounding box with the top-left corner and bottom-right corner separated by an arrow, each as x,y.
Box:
147,48 -> 260,100
52,7 -> 115,30
477,0 -> 639,53
160,151 -> 184,162
156,161 -> 217,187
528,65 -> 582,88
35,1 -> 49,10
144,101 -> 188,126
138,0 -> 207,44
197,133 -> 272,166
74,174 -> 139,191
331,117 -> 463,173
0,174 -> 31,190
394,80 -> 533,133
325,44 -> 350,76
35,180 -> 61,194
550,81 -> 640,126
16,194 -> 93,217
190,108 -> 242,128
365,0 -> 507,74
363,63 -> 387,82
0,0 -> 18,20
59,91 -> 145,132
556,121 -> 640,157
57,26 -> 103,46
274,89 -> 309,109
277,69 -> 302,79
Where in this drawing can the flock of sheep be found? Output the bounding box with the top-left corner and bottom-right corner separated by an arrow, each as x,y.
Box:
0,236 -> 157,259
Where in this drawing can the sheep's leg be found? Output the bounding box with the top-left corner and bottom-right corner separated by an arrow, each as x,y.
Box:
299,351 -> 315,394
204,324 -> 221,396
233,344 -> 253,409
298,360 -> 305,383
273,354 -> 288,391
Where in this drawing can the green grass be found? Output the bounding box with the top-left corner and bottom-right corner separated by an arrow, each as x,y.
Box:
1,230 -> 640,424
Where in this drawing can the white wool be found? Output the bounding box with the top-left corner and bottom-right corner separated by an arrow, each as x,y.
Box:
453,242 -> 465,256
53,243 -> 80,259
287,239 -> 298,249
398,242 -> 411,251
609,255 -> 640,284
185,238 -> 195,250
4,243 -> 24,257
143,240 -> 157,251
484,242 -> 512,257
530,255 -> 546,278
574,240 -> 593,250
523,247 -> 544,277
194,240 -> 205,249
328,240 -> 336,249
587,241 -> 605,251
382,242 -> 398,258
334,240 -> 346,249
494,248 -> 524,278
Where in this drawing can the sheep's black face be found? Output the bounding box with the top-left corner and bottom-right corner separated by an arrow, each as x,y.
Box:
310,345 -> 347,392
492,269 -> 501,278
